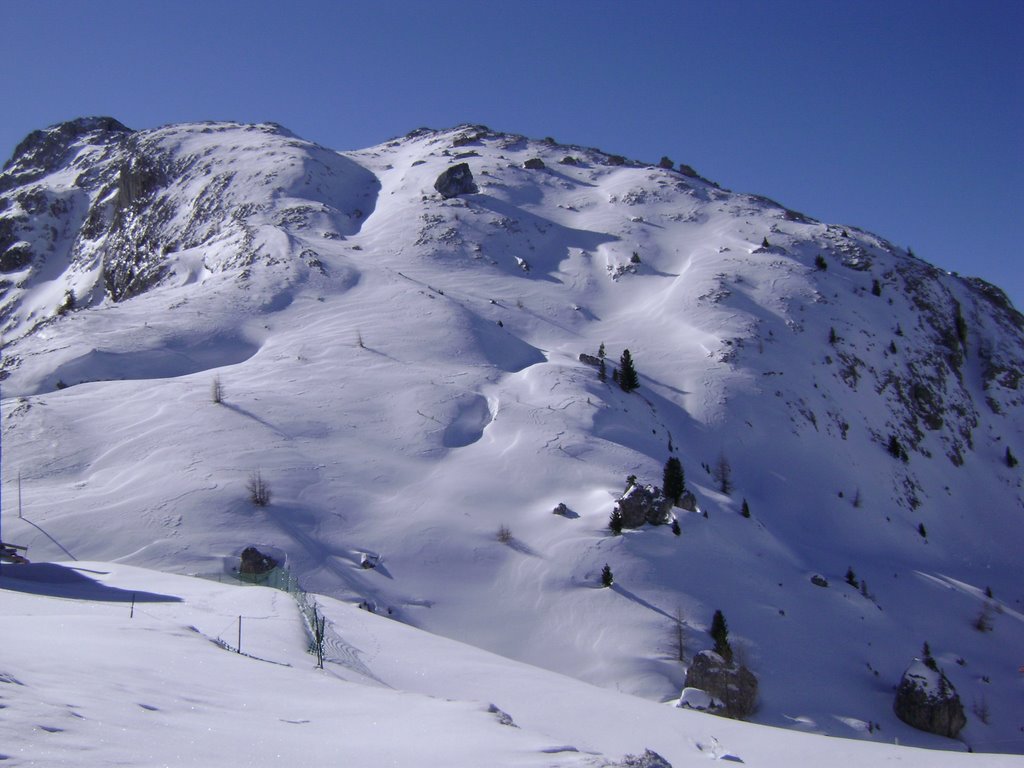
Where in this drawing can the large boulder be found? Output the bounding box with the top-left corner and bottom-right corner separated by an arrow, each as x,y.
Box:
239,546 -> 278,575
893,659 -> 966,738
433,162 -> 477,199
615,482 -> 673,527
683,650 -> 758,719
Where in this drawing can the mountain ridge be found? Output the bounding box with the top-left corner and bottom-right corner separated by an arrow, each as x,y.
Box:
1,117 -> 1022,755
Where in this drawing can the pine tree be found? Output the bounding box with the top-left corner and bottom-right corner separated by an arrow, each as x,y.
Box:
845,566 -> 858,588
619,349 -> 640,392
740,498 -> 750,518
671,519 -> 681,536
598,342 -> 606,359
1006,446 -> 1018,468
815,254 -> 828,270
663,457 -> 685,505
598,357 -> 607,383
608,508 -> 624,534
710,609 -> 732,663
917,522 -> 927,538
601,563 -> 614,588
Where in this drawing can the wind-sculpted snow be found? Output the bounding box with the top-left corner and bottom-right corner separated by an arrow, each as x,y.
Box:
1,121 -> 1022,758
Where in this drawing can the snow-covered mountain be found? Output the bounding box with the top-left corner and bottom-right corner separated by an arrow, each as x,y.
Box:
2,118 -> 1022,761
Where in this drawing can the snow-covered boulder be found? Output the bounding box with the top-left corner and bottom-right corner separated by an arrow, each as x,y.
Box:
615,482 -> 673,528
676,686 -> 723,713
893,659 -> 966,738
433,162 -> 477,199
683,650 -> 758,719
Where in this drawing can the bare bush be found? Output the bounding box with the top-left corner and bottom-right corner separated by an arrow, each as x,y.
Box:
497,524 -> 513,544
247,470 -> 271,507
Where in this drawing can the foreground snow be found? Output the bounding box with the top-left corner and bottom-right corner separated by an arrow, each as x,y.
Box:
1,562 -> 1014,767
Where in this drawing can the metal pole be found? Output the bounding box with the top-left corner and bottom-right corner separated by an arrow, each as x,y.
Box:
237,616 -> 242,654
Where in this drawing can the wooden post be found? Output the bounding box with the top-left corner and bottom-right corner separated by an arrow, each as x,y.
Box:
237,615 -> 242,654
130,592 -> 136,619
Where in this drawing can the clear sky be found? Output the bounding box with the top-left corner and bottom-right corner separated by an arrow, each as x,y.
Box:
2,0 -> 1021,307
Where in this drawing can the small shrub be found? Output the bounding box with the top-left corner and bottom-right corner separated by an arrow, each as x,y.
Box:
713,453 -> 733,495
972,603 -> 993,632
815,254 -> 828,270
972,696 -> 991,725
630,251 -> 641,264
601,563 -> 614,587
247,470 -> 271,507
497,524 -> 513,544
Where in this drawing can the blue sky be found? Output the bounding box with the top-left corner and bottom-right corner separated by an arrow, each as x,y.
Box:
2,0 -> 1021,306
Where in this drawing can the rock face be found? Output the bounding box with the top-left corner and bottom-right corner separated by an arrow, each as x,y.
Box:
683,650 -> 758,719
893,659 -> 967,738
433,162 -> 477,199
239,546 -> 278,575
615,482 -> 673,527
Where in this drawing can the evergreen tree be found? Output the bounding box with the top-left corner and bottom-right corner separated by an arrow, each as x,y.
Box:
663,457 -> 685,505
671,519 -> 681,536
598,342 -> 606,359
761,236 -> 770,249
845,566 -> 858,588
601,563 -> 614,588
710,609 -> 733,663
815,254 -> 828,270
917,522 -> 927,538
608,508 -> 624,534
598,357 -> 607,383
740,498 -> 750,518
619,349 -> 640,392
1006,446 -> 1018,468
872,279 -> 882,296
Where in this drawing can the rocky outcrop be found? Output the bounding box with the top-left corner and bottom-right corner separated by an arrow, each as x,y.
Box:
434,163 -> 477,199
893,659 -> 966,738
615,482 -> 673,527
523,157 -> 545,170
239,546 -> 278,575
683,650 -> 758,719
613,750 -> 672,768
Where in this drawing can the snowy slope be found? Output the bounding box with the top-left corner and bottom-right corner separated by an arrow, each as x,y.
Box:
1,119 -> 1022,759
1,562 -> 1017,767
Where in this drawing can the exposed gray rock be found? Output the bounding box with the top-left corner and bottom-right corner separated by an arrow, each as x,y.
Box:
810,574 -> 829,588
614,482 -> 673,528
433,162 -> 477,199
683,650 -> 758,719
613,749 -> 672,768
579,352 -> 601,366
893,659 -> 966,738
239,546 -> 278,575
523,157 -> 545,170
678,490 -> 697,513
